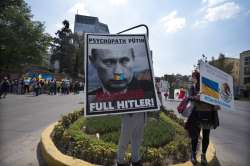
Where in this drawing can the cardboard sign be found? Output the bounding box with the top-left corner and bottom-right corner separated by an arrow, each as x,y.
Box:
200,62 -> 234,110
84,34 -> 159,117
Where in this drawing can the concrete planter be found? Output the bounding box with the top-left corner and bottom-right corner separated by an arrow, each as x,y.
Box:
40,123 -> 217,166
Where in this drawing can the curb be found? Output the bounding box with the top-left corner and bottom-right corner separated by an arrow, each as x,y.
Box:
40,122 -> 93,166
40,123 -> 217,166
172,142 -> 216,166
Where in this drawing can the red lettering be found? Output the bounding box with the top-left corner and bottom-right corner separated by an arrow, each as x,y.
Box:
95,89 -> 145,101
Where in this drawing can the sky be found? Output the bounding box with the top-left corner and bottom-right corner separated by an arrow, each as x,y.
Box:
25,0 -> 250,76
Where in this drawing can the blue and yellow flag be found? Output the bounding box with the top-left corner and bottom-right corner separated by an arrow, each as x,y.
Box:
114,73 -> 126,81
201,77 -> 219,99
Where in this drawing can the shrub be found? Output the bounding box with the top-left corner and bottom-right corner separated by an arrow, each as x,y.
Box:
52,110 -> 191,166
102,131 -> 120,144
143,118 -> 175,147
84,115 -> 121,134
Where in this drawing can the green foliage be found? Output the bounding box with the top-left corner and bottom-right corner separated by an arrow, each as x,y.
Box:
143,118 -> 175,147
85,115 -> 121,134
59,110 -> 82,128
0,0 -> 52,71
160,112 -> 185,135
164,74 -> 176,98
52,110 -> 191,166
50,20 -> 76,74
72,33 -> 85,75
162,109 -> 185,127
101,131 -> 120,144
209,53 -> 234,75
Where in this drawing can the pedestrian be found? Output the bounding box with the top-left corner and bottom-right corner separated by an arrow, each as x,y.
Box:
185,70 -> 220,165
0,77 -> 10,98
178,87 -> 186,100
155,78 -> 163,107
17,78 -> 24,95
24,78 -> 30,94
32,78 -> 40,96
57,80 -> 61,94
117,112 -> 146,166
13,79 -> 18,94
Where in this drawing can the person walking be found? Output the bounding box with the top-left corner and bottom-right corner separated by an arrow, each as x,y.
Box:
32,78 -> 40,96
24,79 -> 30,94
0,77 -> 10,98
185,70 -> 220,165
17,78 -> 24,95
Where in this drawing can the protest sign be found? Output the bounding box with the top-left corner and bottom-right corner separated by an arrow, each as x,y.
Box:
84,34 -> 159,117
159,80 -> 169,92
200,62 -> 234,110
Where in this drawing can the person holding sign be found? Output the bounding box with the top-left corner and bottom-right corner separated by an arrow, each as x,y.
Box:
116,112 -> 146,166
89,48 -> 152,166
185,70 -> 220,165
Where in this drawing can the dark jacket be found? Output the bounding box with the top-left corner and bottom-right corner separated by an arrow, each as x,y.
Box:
185,85 -> 219,138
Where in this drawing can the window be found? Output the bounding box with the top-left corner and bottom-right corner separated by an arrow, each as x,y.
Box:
244,56 -> 250,65
244,77 -> 250,84
244,66 -> 250,75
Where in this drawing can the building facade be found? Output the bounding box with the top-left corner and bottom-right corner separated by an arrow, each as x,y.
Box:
74,15 -> 109,34
240,50 -> 250,89
225,58 -> 240,86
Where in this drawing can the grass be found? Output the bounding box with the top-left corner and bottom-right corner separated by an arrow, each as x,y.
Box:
66,112 -> 186,149
54,110 -> 191,165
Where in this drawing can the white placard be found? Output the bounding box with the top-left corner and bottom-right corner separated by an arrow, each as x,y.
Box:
200,62 -> 234,110
84,34 -> 160,117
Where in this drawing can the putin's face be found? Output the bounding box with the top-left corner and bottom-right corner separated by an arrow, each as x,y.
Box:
91,48 -> 135,92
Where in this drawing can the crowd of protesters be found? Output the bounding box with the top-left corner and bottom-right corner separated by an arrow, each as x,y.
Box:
0,76 -> 84,98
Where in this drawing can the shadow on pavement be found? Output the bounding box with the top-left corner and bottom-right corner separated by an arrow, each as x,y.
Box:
37,142 -> 47,166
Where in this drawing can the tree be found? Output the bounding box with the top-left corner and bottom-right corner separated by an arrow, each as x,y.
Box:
209,53 -> 233,75
72,33 -> 85,77
0,0 -> 52,72
164,74 -> 176,99
50,20 -> 75,74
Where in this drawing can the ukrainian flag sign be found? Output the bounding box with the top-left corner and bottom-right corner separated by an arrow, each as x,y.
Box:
200,62 -> 234,110
201,77 -> 219,99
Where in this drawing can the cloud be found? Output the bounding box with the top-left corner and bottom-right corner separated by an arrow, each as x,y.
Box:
109,0 -> 128,6
68,2 -> 89,15
247,10 -> 250,16
202,0 -> 229,7
204,2 -> 240,22
194,1 -> 240,27
160,10 -> 186,33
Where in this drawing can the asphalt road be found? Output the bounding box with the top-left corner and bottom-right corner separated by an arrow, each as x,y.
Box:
210,101 -> 250,166
0,94 -> 249,166
0,93 -> 84,166
163,99 -> 250,166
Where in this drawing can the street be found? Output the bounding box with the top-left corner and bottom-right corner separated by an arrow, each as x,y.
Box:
163,99 -> 250,166
0,94 -> 249,166
210,101 -> 250,166
0,93 -> 84,166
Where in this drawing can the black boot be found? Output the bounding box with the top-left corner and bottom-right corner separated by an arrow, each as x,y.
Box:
191,152 -> 197,164
116,162 -> 127,166
116,162 -> 129,166
132,160 -> 142,166
201,153 -> 208,165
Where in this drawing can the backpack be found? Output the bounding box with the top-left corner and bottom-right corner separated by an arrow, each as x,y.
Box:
177,97 -> 189,113
177,97 -> 194,117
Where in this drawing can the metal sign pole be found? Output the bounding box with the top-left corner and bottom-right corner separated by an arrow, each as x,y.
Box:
117,24 -> 149,39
